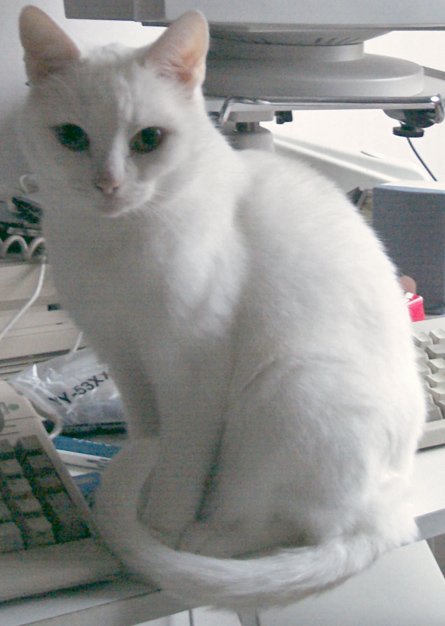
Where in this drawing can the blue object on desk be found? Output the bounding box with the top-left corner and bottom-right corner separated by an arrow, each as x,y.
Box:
73,472 -> 102,507
54,435 -> 121,459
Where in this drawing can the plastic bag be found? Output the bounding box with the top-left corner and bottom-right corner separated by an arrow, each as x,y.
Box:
10,347 -> 126,428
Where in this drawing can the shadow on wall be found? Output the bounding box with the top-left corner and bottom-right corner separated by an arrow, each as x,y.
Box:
0,107 -> 30,189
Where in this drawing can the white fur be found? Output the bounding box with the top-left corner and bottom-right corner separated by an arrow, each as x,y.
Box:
19,8 -> 425,610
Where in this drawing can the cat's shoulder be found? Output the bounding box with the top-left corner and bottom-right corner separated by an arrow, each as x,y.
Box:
235,147 -> 350,220
238,147 -> 342,195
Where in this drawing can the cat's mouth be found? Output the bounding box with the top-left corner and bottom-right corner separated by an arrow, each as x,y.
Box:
96,192 -> 149,218
97,195 -> 126,218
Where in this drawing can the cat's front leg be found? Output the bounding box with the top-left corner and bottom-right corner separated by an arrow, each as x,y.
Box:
140,360 -> 228,546
141,409 -> 224,546
103,346 -> 160,438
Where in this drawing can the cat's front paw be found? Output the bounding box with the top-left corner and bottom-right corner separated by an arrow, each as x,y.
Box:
179,521 -> 243,558
148,523 -> 183,549
140,499 -> 184,549
140,496 -> 190,549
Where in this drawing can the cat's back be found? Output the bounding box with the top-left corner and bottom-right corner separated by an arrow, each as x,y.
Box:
237,148 -> 370,245
230,147 -> 424,444
235,148 -> 394,300
233,147 -> 419,384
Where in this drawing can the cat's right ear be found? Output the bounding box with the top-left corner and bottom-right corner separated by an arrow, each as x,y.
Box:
142,11 -> 209,93
19,6 -> 80,84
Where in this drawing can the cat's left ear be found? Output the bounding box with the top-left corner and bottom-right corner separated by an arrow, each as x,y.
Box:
143,11 -> 209,93
19,6 -> 80,84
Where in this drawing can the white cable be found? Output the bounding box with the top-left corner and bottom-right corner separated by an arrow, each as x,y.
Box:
34,410 -> 64,440
0,260 -> 47,344
71,331 -> 84,353
46,412 -> 64,440
0,259 -> 62,439
1,235 -> 28,258
33,410 -> 64,440
0,235 -> 46,262
25,236 -> 46,262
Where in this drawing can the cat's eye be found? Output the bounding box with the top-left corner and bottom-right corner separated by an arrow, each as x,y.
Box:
130,127 -> 165,154
53,124 -> 90,152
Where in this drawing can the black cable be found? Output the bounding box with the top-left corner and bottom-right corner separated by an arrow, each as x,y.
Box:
407,137 -> 438,181
188,609 -> 195,626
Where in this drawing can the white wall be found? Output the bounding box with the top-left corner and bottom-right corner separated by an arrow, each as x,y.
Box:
265,30 -> 445,182
1,0 -> 444,188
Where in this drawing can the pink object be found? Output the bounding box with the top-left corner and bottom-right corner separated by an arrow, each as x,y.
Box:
406,293 -> 425,322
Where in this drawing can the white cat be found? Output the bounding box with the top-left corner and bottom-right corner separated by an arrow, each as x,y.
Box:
19,6 -> 425,610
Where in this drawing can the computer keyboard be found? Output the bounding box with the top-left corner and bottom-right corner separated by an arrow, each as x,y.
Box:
414,316 -> 445,450
0,380 -> 121,602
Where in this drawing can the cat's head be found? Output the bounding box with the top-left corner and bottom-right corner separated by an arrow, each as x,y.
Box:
19,6 -> 211,218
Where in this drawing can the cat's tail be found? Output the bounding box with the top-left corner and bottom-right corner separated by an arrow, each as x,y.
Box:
94,439 -> 413,611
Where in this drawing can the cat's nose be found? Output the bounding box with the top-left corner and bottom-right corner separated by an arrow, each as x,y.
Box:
94,172 -> 123,195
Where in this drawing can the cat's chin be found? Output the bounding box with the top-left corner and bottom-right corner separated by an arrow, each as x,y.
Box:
97,203 -> 127,218
96,196 -> 142,218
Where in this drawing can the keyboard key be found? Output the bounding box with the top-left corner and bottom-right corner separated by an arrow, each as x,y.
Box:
426,373 -> 445,388
418,361 -> 431,378
22,453 -> 54,476
20,516 -> 55,549
15,436 -> 44,462
427,344 -> 445,360
14,495 -> 43,517
428,358 -> 445,374
4,476 -> 34,499
430,385 -> 445,403
0,521 -> 24,552
0,499 -> 12,522
436,400 -> 445,419
0,440 -> 15,461
426,402 -> 444,422
44,491 -> 90,543
413,331 -> 432,348
0,458 -> 24,479
430,328 -> 445,344
33,472 -> 65,495
415,348 -> 429,363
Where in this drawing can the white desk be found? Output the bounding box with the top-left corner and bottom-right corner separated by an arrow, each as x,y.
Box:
413,447 -> 445,533
2,446 -> 445,626
0,582 -> 187,626
260,540 -> 445,626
